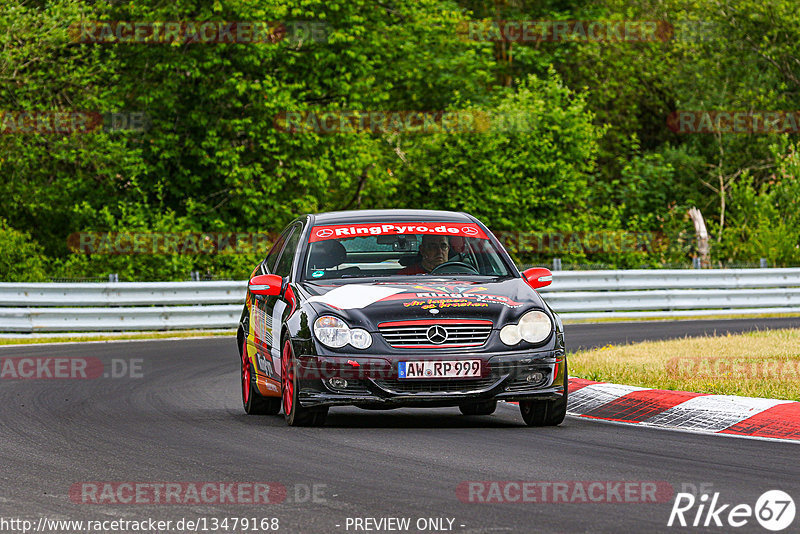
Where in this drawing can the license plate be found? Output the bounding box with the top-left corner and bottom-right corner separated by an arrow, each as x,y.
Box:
398,360 -> 481,379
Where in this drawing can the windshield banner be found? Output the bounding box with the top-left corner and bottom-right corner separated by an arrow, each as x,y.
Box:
309,222 -> 489,242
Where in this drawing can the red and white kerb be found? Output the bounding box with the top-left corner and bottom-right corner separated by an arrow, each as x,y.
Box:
564,378 -> 800,442
309,222 -> 488,242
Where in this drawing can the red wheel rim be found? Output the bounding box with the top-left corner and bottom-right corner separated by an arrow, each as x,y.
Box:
282,340 -> 294,416
242,339 -> 251,405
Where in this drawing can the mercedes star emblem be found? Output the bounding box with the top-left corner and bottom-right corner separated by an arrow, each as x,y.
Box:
426,325 -> 448,344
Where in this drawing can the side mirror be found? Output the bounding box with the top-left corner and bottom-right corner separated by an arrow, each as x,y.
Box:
248,274 -> 283,296
522,267 -> 553,290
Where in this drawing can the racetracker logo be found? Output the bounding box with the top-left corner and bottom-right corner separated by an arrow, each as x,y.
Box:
70,482 -> 287,504
456,481 -> 674,503
69,21 -> 328,45
0,357 -> 142,379
666,356 -> 800,381
0,111 -> 149,134
273,110 -> 492,134
497,230 -> 663,255
668,490 -> 796,530
308,223 -> 488,242
458,20 -> 674,42
667,111 -> 800,134
274,109 -> 560,134
67,231 -> 280,255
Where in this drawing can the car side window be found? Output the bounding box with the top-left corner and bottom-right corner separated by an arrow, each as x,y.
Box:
273,224 -> 302,278
264,228 -> 291,273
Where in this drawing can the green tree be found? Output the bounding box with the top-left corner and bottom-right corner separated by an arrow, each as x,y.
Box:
0,219 -> 49,281
392,71 -> 608,264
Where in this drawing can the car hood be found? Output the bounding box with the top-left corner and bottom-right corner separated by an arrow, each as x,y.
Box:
296,277 -> 546,330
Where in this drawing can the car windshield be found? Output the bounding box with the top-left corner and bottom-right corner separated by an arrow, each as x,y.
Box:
302,221 -> 513,280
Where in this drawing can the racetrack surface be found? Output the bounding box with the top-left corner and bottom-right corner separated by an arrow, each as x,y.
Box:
2,319 -> 799,534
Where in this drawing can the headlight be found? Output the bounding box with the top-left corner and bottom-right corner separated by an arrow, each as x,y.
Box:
500,310 -> 552,345
518,310 -> 551,343
313,316 -> 373,349
349,328 -> 372,349
500,324 -> 522,345
314,316 -> 350,348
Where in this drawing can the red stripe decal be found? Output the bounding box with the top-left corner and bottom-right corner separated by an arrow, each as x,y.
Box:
719,402 -> 800,439
392,343 -> 482,348
581,389 -> 707,423
379,319 -> 493,327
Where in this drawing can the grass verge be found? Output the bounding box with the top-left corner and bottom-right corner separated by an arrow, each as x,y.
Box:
569,328 -> 800,401
0,330 -> 233,346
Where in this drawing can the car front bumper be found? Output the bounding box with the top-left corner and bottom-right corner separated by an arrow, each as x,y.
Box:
293,349 -> 566,408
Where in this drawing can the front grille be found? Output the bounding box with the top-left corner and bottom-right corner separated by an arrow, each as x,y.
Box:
373,376 -> 499,394
379,321 -> 492,348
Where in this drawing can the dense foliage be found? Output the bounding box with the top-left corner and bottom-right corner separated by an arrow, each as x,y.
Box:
1,0 -> 798,280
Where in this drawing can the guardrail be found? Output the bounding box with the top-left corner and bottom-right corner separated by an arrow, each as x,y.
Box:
539,268 -> 800,319
0,281 -> 245,307
1,268 -> 799,332
0,281 -> 246,333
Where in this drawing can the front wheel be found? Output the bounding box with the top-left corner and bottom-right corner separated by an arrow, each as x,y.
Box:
281,339 -> 328,427
241,338 -> 281,415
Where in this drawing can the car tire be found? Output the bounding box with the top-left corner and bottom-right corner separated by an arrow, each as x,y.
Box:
519,363 -> 568,427
459,400 -> 497,416
241,338 -> 281,415
282,339 -> 328,427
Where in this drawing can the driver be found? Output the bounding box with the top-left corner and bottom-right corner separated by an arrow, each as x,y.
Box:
398,235 -> 450,275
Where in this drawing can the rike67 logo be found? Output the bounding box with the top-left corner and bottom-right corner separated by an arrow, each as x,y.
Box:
668,490 -> 795,531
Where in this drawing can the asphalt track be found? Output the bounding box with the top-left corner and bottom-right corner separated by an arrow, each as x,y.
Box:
2,318 -> 800,534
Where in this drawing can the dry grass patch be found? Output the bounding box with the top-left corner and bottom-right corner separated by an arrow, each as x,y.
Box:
569,328 -> 800,400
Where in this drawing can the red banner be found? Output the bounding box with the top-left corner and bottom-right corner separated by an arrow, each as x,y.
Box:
309,222 -> 488,242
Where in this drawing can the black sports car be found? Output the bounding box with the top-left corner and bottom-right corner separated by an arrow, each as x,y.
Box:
237,209 -> 566,426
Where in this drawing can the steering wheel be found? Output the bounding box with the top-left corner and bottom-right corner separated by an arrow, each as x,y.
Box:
430,261 -> 479,275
